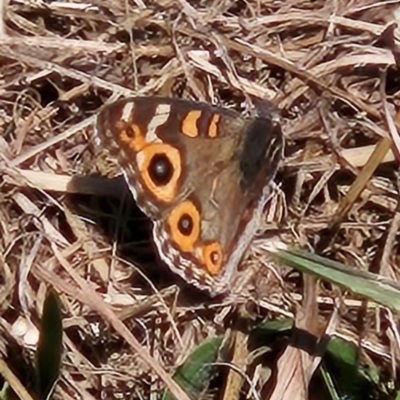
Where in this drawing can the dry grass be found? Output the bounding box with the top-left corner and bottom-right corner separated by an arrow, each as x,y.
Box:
1,0 -> 400,399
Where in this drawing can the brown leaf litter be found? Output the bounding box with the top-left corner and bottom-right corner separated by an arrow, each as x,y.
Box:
1,0 -> 400,399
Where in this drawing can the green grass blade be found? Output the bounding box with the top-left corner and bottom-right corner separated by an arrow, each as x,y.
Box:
35,289 -> 63,400
274,248 -> 400,311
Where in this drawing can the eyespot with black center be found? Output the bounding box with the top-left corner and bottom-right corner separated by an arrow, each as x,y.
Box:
118,123 -> 146,152
136,143 -> 181,202
148,153 -> 173,186
178,213 -> 193,236
202,242 -> 223,275
125,125 -> 135,138
167,200 -> 200,252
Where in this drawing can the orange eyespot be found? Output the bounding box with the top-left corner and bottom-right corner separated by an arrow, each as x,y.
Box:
137,143 -> 181,202
202,242 -> 223,275
167,201 -> 200,252
119,124 -> 146,151
124,124 -> 138,138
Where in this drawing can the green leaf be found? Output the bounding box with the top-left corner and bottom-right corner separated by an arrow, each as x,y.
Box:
35,289 -> 63,400
326,336 -> 358,366
162,336 -> 223,400
321,337 -> 389,400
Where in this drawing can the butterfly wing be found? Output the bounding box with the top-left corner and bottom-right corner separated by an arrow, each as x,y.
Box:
96,97 -> 283,294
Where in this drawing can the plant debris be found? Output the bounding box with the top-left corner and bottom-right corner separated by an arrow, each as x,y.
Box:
1,1 -> 400,399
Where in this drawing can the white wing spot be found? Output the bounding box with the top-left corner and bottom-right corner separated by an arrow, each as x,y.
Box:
121,102 -> 135,122
146,103 -> 171,142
